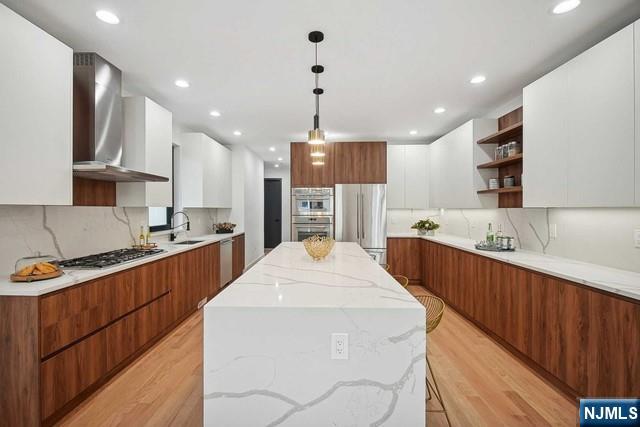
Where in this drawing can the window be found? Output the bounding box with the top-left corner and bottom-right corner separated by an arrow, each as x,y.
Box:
148,145 -> 176,232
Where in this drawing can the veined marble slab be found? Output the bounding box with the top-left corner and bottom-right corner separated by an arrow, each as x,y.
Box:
388,232 -> 640,301
0,231 -> 244,296
203,242 -> 426,426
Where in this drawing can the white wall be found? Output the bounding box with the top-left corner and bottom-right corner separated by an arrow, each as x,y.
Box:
388,207 -> 640,273
264,165 -> 291,243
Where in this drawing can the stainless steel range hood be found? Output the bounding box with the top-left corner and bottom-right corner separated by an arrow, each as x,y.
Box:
72,53 -> 168,182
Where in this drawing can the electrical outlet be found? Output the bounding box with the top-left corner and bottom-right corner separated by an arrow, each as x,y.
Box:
331,333 -> 349,360
550,224 -> 558,239
634,229 -> 640,248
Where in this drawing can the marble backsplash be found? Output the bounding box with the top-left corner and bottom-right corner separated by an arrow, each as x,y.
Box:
388,208 -> 640,273
0,205 -> 221,274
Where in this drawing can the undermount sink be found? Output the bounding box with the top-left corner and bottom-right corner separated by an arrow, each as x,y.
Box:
174,240 -> 204,245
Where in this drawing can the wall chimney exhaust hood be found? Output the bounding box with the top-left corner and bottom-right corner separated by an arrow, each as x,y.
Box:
72,53 -> 168,182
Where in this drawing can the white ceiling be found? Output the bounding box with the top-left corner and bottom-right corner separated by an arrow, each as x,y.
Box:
4,0 -> 640,165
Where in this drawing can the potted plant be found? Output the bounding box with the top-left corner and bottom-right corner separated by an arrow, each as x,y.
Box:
214,222 -> 236,234
411,218 -> 440,236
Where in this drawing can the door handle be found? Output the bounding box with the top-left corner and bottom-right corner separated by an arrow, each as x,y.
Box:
275,219 -> 280,223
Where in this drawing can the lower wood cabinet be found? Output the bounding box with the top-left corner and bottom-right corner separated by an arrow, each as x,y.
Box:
387,238 -> 423,283
232,234 -> 245,280
388,237 -> 639,398
1,241 -> 222,426
419,239 -> 639,399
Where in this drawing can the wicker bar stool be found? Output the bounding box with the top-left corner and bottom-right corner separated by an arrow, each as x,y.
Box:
393,275 -> 409,288
416,295 -> 451,427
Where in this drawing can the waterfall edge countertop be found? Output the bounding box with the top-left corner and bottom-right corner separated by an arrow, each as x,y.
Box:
208,242 -> 424,309
203,242 -> 426,425
388,232 -> 640,301
0,231 -> 245,297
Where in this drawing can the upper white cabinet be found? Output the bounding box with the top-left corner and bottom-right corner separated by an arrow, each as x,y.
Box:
178,133 -> 232,208
429,120 -> 497,208
524,23 -> 636,207
523,64 -> 569,207
566,25 -> 635,207
0,5 -> 73,205
117,97 -> 173,207
387,145 -> 429,209
635,20 -> 640,206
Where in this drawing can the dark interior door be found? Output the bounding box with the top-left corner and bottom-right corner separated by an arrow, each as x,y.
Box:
264,178 -> 282,249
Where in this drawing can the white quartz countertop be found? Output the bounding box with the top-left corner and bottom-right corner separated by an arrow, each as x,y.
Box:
207,242 -> 423,309
0,231 -> 245,297
388,232 -> 640,301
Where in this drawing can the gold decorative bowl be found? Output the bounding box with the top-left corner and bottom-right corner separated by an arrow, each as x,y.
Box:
302,235 -> 335,261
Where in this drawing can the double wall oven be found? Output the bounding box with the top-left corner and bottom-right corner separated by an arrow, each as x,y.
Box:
291,187 -> 333,241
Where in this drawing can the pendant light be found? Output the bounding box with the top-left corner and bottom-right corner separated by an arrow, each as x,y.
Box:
308,31 -> 325,146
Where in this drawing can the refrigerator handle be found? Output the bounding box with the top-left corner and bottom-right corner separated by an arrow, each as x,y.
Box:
360,193 -> 365,240
356,193 -> 360,239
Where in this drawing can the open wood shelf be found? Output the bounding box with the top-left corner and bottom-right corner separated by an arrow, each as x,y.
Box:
477,186 -> 523,195
477,153 -> 523,169
476,121 -> 523,145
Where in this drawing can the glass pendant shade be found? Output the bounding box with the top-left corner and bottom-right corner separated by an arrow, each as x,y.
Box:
310,143 -> 325,158
308,128 -> 325,145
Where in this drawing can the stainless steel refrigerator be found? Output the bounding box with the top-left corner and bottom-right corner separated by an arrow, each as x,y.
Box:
335,184 -> 387,264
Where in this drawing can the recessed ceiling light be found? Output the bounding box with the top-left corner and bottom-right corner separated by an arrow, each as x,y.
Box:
175,79 -> 190,88
96,10 -> 119,24
409,130 -> 418,136
274,164 -> 280,168
269,147 -> 276,152
434,107 -> 446,114
233,130 -> 242,136
277,157 -> 283,161
470,75 -> 486,84
552,0 -> 580,14
209,110 -> 221,117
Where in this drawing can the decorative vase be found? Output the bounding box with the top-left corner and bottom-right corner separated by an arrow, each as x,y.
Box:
426,230 -> 435,236
417,229 -> 427,236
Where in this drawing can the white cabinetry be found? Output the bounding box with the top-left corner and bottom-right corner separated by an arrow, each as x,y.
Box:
117,97 -> 173,207
386,145 -> 429,209
179,133 -> 232,208
524,23 -> 635,207
523,64 -> 569,207
566,25 -> 634,207
0,4 -> 73,205
429,120 -> 497,208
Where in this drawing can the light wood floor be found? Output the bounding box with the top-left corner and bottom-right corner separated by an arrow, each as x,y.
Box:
57,286 -> 577,427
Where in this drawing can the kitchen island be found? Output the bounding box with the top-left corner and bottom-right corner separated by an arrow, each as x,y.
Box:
203,242 -> 426,426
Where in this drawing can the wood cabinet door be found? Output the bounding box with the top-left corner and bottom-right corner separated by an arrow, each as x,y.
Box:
334,142 -> 362,184
335,142 -> 386,184
41,330 -> 108,420
360,141 -> 387,183
232,234 -> 245,280
290,142 -> 334,187
387,238 -> 422,283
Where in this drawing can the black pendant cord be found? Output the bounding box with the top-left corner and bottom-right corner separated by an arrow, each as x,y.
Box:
314,42 -> 320,130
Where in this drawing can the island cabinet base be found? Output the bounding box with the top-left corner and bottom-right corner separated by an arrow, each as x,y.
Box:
418,239 -> 640,400
0,242 -> 221,427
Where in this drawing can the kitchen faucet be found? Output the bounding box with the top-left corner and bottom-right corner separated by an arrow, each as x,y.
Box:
169,211 -> 191,241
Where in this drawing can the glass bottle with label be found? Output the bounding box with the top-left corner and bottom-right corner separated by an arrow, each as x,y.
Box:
486,223 -> 495,245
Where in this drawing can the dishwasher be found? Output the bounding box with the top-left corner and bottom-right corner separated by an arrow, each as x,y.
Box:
219,238 -> 233,287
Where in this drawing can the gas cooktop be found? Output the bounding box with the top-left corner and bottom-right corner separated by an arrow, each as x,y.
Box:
58,248 -> 165,269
